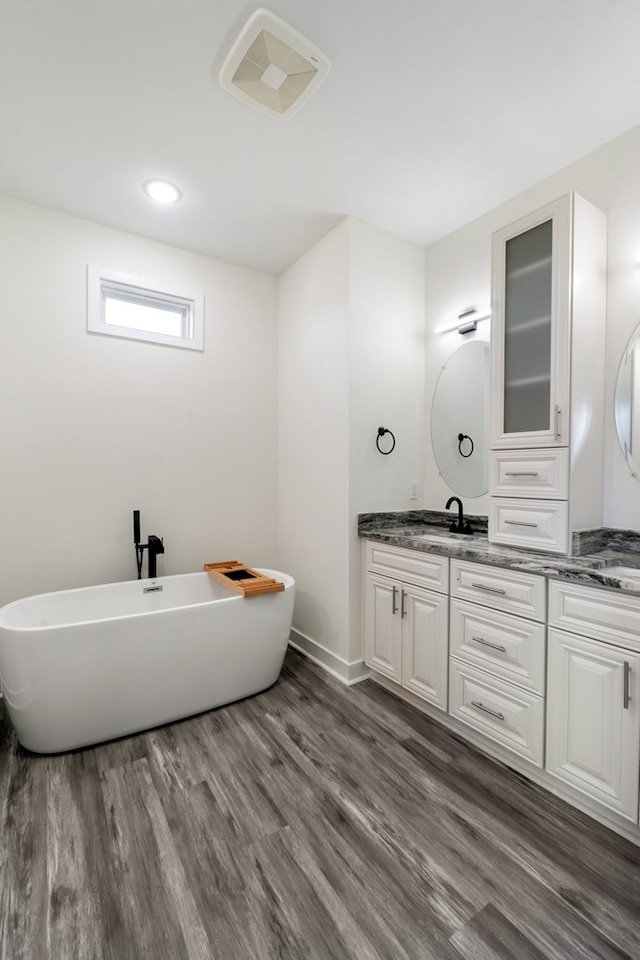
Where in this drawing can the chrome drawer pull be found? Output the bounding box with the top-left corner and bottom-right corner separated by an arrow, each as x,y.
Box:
554,404 -> 562,442
504,471 -> 540,478
392,585 -> 397,615
504,520 -> 539,528
471,700 -> 505,721
624,661 -> 631,710
470,582 -> 506,595
472,636 -> 506,653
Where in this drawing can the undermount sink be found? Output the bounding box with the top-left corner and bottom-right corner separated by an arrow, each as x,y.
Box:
412,534 -> 462,545
604,566 -> 640,581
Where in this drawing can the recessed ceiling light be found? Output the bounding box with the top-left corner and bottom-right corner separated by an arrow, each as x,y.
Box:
143,179 -> 181,204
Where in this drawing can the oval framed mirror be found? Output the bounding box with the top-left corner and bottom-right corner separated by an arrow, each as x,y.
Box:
431,340 -> 490,497
614,322 -> 640,479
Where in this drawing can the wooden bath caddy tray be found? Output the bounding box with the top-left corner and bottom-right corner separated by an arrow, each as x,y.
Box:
204,561 -> 284,598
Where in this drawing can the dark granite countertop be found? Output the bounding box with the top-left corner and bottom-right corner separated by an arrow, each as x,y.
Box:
358,511 -> 640,595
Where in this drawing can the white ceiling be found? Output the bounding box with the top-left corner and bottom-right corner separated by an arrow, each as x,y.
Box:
2,0 -> 640,274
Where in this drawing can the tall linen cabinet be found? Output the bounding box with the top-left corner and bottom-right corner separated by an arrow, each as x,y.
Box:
488,192 -> 607,554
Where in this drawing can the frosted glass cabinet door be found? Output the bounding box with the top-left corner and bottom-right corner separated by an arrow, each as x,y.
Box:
491,196 -> 571,448
504,220 -> 552,433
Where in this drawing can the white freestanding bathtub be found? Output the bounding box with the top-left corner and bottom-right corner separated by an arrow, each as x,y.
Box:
0,568 -> 294,753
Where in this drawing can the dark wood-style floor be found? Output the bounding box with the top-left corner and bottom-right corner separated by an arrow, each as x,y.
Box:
1,650 -> 639,960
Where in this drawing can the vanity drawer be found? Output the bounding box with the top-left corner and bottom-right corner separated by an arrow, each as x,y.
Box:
490,449 -> 569,499
548,580 -> 640,653
450,599 -> 546,694
489,498 -> 569,555
449,660 -> 544,767
451,559 -> 546,622
364,540 -> 449,594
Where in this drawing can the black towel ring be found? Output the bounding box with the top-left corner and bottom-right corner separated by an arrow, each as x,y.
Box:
458,433 -> 474,458
376,426 -> 396,455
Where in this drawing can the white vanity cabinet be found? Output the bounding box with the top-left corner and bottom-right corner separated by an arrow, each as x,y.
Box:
546,581 -> 640,823
361,536 -> 640,843
448,559 -> 547,766
489,192 -> 607,554
363,541 -> 449,711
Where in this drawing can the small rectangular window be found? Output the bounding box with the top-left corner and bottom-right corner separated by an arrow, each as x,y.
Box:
87,266 -> 204,351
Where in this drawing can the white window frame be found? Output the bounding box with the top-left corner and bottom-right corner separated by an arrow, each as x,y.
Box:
87,266 -> 204,351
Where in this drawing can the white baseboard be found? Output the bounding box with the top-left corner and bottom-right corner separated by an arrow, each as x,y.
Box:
288,630 -> 369,686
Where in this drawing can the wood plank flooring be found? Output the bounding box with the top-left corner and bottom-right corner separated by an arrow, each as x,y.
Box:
0,649 -> 639,959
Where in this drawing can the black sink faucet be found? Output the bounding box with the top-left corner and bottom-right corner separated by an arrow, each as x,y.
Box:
445,496 -> 473,534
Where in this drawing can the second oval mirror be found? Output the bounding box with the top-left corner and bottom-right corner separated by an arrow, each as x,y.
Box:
431,340 -> 490,498
614,321 -> 640,479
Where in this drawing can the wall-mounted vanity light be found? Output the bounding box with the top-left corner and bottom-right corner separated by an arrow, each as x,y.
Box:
435,307 -> 491,336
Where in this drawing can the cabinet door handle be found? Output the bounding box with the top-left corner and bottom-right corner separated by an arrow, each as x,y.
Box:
554,405 -> 562,441
504,520 -> 539,528
471,700 -> 505,721
504,471 -> 540,478
471,582 -> 506,595
392,585 -> 397,615
472,636 -> 507,653
624,661 -> 631,710
401,589 -> 407,619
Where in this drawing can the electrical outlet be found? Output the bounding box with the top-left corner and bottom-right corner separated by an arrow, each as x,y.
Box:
410,481 -> 420,500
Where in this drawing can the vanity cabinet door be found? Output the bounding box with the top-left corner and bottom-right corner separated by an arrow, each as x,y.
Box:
491,195 -> 571,449
402,585 -> 448,711
363,572 -> 403,682
546,628 -> 640,822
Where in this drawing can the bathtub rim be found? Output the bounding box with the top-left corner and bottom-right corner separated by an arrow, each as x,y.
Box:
0,568 -> 295,633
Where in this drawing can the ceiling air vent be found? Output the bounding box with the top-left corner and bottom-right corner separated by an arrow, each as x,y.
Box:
219,8 -> 330,118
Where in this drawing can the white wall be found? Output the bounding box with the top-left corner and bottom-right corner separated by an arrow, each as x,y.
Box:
0,196 -> 278,605
348,220 -> 425,660
349,220 -> 426,512
278,218 -> 425,669
423,122 -> 640,531
277,221 -> 352,663
424,221 -> 492,514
